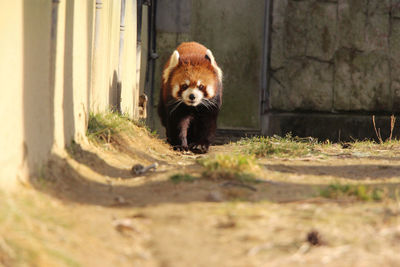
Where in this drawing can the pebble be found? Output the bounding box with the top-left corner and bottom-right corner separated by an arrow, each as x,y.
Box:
206,191 -> 224,202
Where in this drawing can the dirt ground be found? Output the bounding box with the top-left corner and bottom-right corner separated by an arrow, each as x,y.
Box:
2,125 -> 400,267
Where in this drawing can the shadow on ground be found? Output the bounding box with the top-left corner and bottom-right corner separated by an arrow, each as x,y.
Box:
68,143 -> 133,179
28,142 -> 400,208
264,163 -> 400,180
30,143 -> 324,207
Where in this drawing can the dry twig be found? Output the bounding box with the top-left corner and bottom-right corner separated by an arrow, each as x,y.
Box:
372,115 -> 396,143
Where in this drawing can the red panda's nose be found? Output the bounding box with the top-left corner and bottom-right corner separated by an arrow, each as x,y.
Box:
189,94 -> 196,100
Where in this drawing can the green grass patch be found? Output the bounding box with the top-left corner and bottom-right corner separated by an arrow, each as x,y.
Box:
198,154 -> 261,183
87,111 -> 131,144
170,173 -> 198,183
86,111 -> 156,144
238,134 -> 318,158
320,183 -> 385,201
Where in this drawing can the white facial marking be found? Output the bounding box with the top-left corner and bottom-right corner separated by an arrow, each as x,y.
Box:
206,49 -> 223,83
172,84 -> 179,98
181,88 -> 204,106
206,85 -> 215,98
185,79 -> 190,85
162,50 -> 180,83
197,80 -> 201,86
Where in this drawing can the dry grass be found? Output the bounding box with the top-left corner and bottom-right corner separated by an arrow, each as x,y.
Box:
236,133 -> 400,161
86,111 -> 131,144
169,173 -> 198,183
0,190 -> 79,267
320,183 -> 386,201
86,111 -> 157,146
198,154 -> 261,183
237,134 -> 318,158
372,115 -> 396,144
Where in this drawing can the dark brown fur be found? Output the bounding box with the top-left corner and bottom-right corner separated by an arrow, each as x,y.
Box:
158,42 -> 223,153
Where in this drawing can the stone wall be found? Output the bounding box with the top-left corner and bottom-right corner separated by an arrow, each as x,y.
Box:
269,0 -> 400,113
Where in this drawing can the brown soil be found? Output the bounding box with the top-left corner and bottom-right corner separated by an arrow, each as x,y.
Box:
4,128 -> 400,267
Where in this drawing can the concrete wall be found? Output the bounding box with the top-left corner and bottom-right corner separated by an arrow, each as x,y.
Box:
151,0 -> 265,133
0,0 -> 142,188
269,0 -> 399,113
0,1 -> 27,188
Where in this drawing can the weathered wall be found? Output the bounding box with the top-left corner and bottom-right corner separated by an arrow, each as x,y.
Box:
269,0 -> 399,113
151,0 -> 265,133
0,1 -> 27,188
91,0 -> 121,112
22,0 -> 55,186
0,0 -> 142,188
120,0 -> 139,118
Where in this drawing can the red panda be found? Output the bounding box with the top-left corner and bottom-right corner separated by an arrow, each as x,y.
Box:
158,42 -> 223,153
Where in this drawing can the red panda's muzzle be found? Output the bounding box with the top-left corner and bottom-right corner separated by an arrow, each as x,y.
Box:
181,87 -> 204,106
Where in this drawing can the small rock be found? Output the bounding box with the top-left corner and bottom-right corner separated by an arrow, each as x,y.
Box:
112,195 -> 130,206
113,218 -> 137,234
131,164 -> 144,175
131,163 -> 158,175
115,195 -> 125,203
206,191 -> 224,202
217,219 -> 236,229
306,230 -> 324,246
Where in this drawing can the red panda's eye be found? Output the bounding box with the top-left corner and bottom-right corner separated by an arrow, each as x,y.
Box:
198,84 -> 204,90
181,84 -> 189,90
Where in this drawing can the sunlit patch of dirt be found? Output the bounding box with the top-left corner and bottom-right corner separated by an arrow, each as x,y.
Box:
8,130 -> 400,267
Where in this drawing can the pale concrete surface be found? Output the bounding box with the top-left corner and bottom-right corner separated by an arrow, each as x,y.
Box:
152,0 -> 265,132
0,0 -> 141,188
0,1 -> 26,188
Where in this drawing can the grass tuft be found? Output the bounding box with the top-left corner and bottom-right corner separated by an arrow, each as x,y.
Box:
198,154 -> 261,183
238,134 -> 317,158
86,111 -> 156,144
87,112 -> 131,144
170,173 -> 198,183
320,183 -> 385,201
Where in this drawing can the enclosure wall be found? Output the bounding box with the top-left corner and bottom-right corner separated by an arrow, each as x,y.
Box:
0,0 -> 141,188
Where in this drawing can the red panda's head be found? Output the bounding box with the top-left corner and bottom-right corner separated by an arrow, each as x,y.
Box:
162,46 -> 222,107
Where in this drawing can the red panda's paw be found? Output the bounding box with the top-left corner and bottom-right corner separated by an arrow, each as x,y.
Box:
189,143 -> 209,154
173,145 -> 189,152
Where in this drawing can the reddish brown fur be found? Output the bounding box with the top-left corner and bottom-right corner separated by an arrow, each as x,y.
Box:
161,42 -> 221,103
158,42 -> 223,153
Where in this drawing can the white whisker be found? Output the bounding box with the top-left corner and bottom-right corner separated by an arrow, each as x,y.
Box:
169,100 -> 183,115
202,104 -> 211,111
201,98 -> 218,111
167,98 -> 181,106
208,99 -> 218,108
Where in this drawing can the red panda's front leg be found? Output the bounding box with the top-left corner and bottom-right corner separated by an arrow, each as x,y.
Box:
171,115 -> 193,151
189,114 -> 218,154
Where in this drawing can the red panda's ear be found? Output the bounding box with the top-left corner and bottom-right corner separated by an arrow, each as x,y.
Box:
170,50 -> 180,67
206,49 -> 223,83
162,50 -> 180,82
